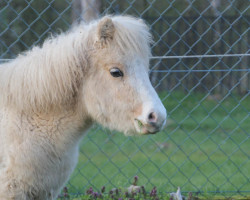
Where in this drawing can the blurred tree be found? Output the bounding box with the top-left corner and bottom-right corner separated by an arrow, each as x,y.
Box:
72,0 -> 101,23
0,0 -> 72,58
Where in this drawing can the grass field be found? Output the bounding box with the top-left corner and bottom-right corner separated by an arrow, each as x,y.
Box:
66,91 -> 250,197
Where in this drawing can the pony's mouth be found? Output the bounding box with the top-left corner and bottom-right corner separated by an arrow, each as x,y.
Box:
134,119 -> 160,135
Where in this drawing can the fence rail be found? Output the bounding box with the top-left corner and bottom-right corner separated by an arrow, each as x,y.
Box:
0,0 -> 249,198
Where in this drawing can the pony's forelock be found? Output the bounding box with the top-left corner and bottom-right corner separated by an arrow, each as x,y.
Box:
111,16 -> 152,59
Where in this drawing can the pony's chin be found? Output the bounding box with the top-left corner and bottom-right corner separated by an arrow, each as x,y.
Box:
124,129 -> 157,137
132,119 -> 162,135
122,130 -> 141,136
122,126 -> 150,136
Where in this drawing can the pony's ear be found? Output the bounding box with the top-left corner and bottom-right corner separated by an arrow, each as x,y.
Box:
96,17 -> 115,47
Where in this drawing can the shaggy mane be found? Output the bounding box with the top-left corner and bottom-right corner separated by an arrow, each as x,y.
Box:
0,16 -> 152,113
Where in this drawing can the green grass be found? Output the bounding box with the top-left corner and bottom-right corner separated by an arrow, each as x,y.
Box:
63,192 -> 250,200
66,91 -> 250,197
65,194 -> 250,200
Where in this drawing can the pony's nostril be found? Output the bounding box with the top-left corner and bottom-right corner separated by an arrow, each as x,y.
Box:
148,112 -> 157,123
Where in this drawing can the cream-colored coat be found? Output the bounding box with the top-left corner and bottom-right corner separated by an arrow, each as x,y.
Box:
0,16 -> 166,199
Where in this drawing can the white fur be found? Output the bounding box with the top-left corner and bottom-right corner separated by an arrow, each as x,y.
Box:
0,15 -> 166,199
128,59 -> 167,133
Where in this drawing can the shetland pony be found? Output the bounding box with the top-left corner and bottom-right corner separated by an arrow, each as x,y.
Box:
0,16 -> 167,199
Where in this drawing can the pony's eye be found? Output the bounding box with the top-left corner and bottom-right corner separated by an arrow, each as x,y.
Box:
109,67 -> 124,77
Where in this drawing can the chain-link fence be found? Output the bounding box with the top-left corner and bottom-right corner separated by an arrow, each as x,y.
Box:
0,0 -> 249,198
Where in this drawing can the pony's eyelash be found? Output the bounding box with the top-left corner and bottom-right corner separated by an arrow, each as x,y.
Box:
109,67 -> 124,77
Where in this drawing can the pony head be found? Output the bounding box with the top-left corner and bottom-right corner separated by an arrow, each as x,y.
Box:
82,16 -> 167,135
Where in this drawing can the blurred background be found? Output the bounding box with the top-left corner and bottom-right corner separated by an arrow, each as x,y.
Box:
0,0 -> 249,198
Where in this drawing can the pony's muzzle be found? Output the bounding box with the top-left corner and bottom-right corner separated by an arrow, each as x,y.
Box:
134,109 -> 167,135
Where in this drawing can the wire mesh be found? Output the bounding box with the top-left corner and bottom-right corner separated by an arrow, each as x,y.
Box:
0,0 -> 249,198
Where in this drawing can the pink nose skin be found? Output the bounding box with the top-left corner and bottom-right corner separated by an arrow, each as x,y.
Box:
147,112 -> 157,123
147,112 -> 163,132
